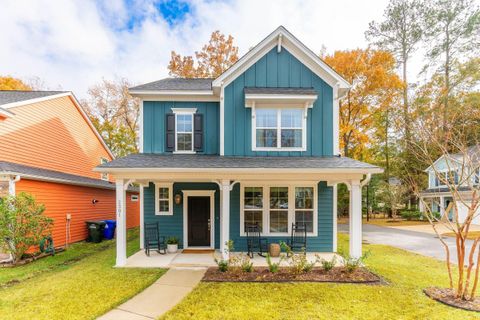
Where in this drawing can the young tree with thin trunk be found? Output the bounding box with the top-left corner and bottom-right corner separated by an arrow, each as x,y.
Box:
422,0 -> 480,134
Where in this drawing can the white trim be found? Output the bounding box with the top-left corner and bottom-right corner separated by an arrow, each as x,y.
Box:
245,94 -> 317,108
252,107 -> 307,152
115,179 -> 127,267
0,107 -> 14,118
171,108 -> 197,114
182,190 -> 216,249
240,182 -> 318,237
154,182 -> 173,215
0,92 -> 72,109
220,84 -> 225,155
139,185 -> 144,249
212,26 -> 350,91
332,184 -> 338,252
130,90 -> 215,96
139,100 -> 144,153
333,83 -> 340,155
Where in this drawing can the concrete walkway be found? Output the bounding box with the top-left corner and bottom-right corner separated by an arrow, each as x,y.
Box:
97,267 -> 206,320
339,223 -> 474,264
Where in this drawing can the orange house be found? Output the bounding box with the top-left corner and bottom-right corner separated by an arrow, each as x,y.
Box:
0,90 -> 139,248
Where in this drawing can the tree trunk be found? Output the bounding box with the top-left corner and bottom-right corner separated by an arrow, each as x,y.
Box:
443,25 -> 450,135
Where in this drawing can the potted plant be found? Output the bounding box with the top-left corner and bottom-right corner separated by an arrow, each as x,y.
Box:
166,236 -> 179,253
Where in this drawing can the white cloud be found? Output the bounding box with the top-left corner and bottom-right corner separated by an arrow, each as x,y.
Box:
0,0 -> 391,98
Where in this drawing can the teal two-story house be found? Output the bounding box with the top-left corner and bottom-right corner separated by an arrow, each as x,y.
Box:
97,26 -> 382,266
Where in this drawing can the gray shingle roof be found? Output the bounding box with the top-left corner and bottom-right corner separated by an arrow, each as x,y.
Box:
97,153 -> 381,171
0,161 -> 138,192
244,88 -> 317,95
0,91 -> 66,106
421,186 -> 471,194
129,78 -> 213,91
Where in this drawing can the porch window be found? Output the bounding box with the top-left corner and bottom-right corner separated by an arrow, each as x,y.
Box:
155,183 -> 173,215
254,108 -> 305,151
294,187 -> 314,232
244,187 -> 263,229
269,187 -> 289,233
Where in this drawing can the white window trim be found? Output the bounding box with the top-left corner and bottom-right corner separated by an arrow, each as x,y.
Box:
240,182 -> 318,237
251,106 -> 307,152
155,182 -> 173,215
171,108 -> 197,154
100,158 -> 109,181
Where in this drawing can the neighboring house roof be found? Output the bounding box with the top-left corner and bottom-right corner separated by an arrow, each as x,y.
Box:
0,107 -> 14,119
0,161 -> 137,192
424,144 -> 480,172
129,78 -> 213,91
0,90 -> 114,159
420,186 -> 471,195
0,90 -> 66,107
96,154 -> 382,173
244,87 -> 317,95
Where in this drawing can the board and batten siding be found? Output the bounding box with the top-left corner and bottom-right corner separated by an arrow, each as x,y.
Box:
143,182 -> 220,249
0,96 -> 113,180
224,47 -> 334,157
143,181 -> 333,251
16,179 -> 139,247
143,101 -> 219,154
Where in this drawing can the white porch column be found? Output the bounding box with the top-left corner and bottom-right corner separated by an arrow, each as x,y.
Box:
439,196 -> 445,217
349,180 -> 362,259
139,185 -> 144,249
220,179 -> 230,259
115,179 -> 127,267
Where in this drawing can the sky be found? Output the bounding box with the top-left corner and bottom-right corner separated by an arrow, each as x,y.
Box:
1,0 -> 404,98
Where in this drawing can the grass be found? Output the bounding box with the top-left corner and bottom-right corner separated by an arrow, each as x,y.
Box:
161,234 -> 476,320
443,231 -> 480,240
0,228 -> 166,320
338,217 -> 430,227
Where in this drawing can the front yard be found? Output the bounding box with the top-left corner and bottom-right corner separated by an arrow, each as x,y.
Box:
161,234 -> 476,320
0,228 -> 165,320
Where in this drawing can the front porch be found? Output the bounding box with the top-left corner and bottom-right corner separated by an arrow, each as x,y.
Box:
124,249 -> 340,268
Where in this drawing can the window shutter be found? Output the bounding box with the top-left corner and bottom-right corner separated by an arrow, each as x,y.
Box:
166,113 -> 175,152
194,113 -> 203,151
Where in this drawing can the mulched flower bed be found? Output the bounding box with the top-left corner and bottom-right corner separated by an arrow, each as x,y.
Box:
203,267 -> 382,284
424,287 -> 480,312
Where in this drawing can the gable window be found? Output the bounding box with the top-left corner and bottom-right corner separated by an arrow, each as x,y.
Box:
253,108 -> 305,151
166,108 -> 203,153
155,183 -> 173,215
100,158 -> 109,181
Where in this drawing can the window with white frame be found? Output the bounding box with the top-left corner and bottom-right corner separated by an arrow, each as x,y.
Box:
176,113 -> 193,152
294,187 -> 314,232
155,183 -> 172,215
243,187 -> 263,229
241,184 -> 317,236
100,158 -> 109,181
254,108 -> 305,150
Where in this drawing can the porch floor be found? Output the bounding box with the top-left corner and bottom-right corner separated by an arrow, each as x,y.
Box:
124,250 -> 340,268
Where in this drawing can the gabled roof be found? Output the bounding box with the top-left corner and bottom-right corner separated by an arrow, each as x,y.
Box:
129,78 -> 213,92
0,90 -> 115,159
0,90 -> 66,107
424,145 -> 480,172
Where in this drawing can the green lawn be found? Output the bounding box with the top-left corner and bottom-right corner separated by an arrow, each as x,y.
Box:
161,234 -> 476,320
0,228 -> 166,320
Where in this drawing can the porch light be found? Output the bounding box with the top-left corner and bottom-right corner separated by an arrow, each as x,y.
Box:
175,194 -> 182,205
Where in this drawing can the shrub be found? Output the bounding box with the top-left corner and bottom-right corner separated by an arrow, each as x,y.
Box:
0,193 -> 53,264
280,242 -> 315,274
266,253 -> 281,273
338,249 -> 370,273
241,260 -> 254,273
166,236 -> 179,245
229,253 -> 252,274
400,210 -> 422,221
214,258 -> 229,272
319,255 -> 337,272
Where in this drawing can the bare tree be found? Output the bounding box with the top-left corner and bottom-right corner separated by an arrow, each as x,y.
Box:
409,120 -> 480,301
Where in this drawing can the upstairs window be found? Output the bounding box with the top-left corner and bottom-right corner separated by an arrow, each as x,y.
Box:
254,108 -> 305,151
176,113 -> 193,152
166,108 -> 203,153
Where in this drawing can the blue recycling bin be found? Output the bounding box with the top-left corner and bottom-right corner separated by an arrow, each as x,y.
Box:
103,220 -> 117,240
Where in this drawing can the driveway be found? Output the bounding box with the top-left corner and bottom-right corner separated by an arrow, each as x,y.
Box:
338,223 -> 474,264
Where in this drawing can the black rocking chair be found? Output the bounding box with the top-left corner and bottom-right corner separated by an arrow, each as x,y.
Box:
245,223 -> 268,258
287,223 -> 307,254
144,222 -> 166,256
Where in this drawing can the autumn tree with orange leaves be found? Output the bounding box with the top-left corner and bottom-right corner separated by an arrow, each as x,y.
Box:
168,31 -> 239,78
0,76 -> 32,90
324,49 -> 402,167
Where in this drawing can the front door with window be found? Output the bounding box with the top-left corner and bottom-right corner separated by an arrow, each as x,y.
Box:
188,196 -> 211,247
